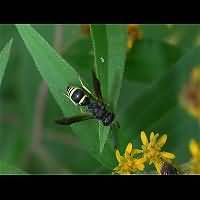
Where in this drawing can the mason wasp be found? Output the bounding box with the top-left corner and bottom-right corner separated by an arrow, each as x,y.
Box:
55,70 -> 118,129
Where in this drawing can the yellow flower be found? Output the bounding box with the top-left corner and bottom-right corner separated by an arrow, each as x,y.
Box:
113,142 -> 145,175
192,67 -> 200,83
180,67 -> 200,120
140,131 -> 175,174
127,24 -> 143,49
189,139 -> 200,174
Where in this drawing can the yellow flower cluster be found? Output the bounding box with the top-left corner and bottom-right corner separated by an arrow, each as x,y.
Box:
113,131 -> 175,175
189,139 -> 200,174
113,143 -> 145,175
180,67 -> 200,120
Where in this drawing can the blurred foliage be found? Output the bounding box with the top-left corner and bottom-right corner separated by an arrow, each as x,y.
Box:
1,24 -> 200,174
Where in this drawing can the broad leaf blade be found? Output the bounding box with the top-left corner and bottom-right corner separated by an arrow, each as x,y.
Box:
16,25 -> 80,112
0,39 -> 13,87
16,25 -> 115,169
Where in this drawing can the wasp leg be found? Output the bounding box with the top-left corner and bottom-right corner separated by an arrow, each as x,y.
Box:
92,70 -> 103,101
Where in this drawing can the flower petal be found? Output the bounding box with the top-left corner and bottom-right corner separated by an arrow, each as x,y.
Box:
190,139 -> 199,157
161,151 -> 175,160
157,134 -> 167,148
141,131 -> 148,145
128,38 -> 134,49
154,161 -> 162,174
135,157 -> 146,166
150,132 -> 155,143
131,149 -> 143,155
153,134 -> 159,144
130,158 -> 145,171
136,163 -> 145,171
192,67 -> 200,82
115,149 -> 122,162
125,143 -> 132,154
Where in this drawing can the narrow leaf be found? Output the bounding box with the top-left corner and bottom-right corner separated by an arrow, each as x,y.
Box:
90,25 -> 127,152
0,39 -> 13,87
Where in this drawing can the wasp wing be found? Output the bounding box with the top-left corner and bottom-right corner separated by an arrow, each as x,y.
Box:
92,70 -> 103,101
55,114 -> 94,125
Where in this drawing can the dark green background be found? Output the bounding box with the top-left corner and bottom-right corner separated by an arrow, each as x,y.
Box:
0,24 -> 200,174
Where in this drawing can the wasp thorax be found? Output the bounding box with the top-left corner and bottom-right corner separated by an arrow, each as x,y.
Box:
66,86 -> 89,106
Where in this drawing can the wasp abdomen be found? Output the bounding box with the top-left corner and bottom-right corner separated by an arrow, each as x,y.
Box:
102,112 -> 115,126
86,100 -> 114,126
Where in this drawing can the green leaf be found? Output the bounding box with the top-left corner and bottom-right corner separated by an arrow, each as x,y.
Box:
0,39 -> 13,87
98,125 -> 111,153
63,38 -> 94,87
16,24 -> 115,169
0,161 -> 27,174
125,40 -> 183,83
107,25 -> 127,111
90,25 -> 108,99
141,25 -> 200,50
16,25 -> 80,109
117,38 -> 183,154
140,25 -> 175,42
120,45 -> 200,164
90,25 -> 127,152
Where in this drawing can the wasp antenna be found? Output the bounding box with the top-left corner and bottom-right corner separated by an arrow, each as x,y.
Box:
78,76 -> 84,85
79,77 -> 86,88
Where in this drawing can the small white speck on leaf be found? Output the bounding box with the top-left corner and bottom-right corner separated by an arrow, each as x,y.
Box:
100,57 -> 104,63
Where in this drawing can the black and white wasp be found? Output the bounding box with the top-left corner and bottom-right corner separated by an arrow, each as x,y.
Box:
55,71 -> 118,128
